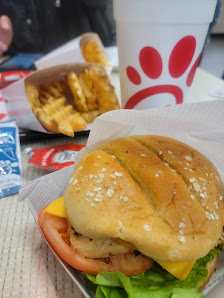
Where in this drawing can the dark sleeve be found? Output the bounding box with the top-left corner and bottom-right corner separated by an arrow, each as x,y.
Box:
82,0 -> 116,46
0,1 -> 16,20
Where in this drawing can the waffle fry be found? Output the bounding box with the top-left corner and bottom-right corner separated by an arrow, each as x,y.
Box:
81,40 -> 109,67
25,81 -> 41,110
35,97 -> 87,136
79,69 -> 98,111
58,112 -> 86,137
89,66 -> 120,113
80,110 -> 100,123
67,71 -> 88,112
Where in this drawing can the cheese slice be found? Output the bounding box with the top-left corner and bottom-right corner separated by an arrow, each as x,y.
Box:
44,196 -> 195,280
156,259 -> 195,280
44,196 -> 67,218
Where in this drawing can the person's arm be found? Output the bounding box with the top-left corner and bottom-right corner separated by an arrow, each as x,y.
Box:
0,15 -> 13,57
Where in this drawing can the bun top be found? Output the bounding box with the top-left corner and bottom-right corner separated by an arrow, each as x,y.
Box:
64,135 -> 224,262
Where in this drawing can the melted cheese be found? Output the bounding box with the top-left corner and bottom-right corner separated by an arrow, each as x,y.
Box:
45,197 -> 195,279
44,196 -> 67,218
156,260 -> 195,280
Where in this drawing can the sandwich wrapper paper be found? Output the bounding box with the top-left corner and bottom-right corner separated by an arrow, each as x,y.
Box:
19,100 -> 224,298
34,33 -> 113,75
1,63 -> 105,133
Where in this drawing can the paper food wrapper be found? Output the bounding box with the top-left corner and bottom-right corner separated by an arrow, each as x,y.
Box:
19,100 -> 224,297
1,63 -> 108,133
34,33 -> 113,75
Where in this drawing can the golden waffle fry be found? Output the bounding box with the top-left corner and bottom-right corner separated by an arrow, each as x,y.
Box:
79,69 -> 98,111
58,112 -> 86,137
25,81 -> 41,110
34,97 -> 66,132
81,40 -> 109,67
89,66 -> 120,113
80,110 -> 100,123
67,71 -> 88,112
34,97 -> 86,137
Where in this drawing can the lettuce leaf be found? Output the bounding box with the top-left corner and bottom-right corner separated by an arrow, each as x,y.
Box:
83,247 -> 220,298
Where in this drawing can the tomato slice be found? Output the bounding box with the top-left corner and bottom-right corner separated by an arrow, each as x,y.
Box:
38,207 -> 153,276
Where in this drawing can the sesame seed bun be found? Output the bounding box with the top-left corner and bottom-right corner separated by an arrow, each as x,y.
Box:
64,135 -> 224,262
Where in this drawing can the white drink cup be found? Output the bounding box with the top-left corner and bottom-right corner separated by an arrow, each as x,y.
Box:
114,0 -> 217,109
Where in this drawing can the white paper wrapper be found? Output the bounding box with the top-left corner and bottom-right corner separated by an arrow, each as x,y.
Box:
19,100 -> 224,297
1,63 -> 110,133
34,33 -> 113,75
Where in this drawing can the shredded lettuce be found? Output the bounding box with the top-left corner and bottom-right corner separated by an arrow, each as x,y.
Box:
83,247 -> 221,298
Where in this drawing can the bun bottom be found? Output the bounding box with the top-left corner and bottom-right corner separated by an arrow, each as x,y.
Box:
198,253 -> 218,291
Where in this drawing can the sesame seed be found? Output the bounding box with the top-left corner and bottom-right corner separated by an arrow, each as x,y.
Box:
177,236 -> 186,244
114,172 -> 122,177
106,188 -> 114,197
205,173 -> 208,176
171,169 -> 176,172
193,183 -> 200,192
184,167 -> 188,170
91,203 -> 96,208
98,173 -> 105,178
188,169 -> 193,172
179,222 -> 185,228
178,161 -> 182,164
73,179 -> 78,185
140,153 -> 146,157
86,191 -> 94,197
77,166 -> 83,172
213,212 -> 219,220
159,150 -> 163,155
179,230 -> 184,235
218,194 -> 223,201
123,196 -> 128,202
89,175 -> 94,179
189,178 -> 196,183
201,201 -> 206,207
96,178 -> 102,183
111,155 -> 116,159
164,163 -> 169,167
168,151 -> 173,155
69,177 -> 74,184
97,155 -> 101,159
94,197 -> 102,202
101,168 -> 106,172
155,173 -> 159,177
213,202 -> 219,209
199,177 -> 206,182
114,181 -> 117,185
110,174 -> 116,179
205,212 -> 214,220
186,163 -> 190,166
190,194 -> 195,200
200,193 -> 205,199
144,224 -> 151,232
185,156 -> 192,161
94,187 -> 102,192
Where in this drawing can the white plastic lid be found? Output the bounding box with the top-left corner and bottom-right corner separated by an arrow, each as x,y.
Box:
114,0 -> 217,24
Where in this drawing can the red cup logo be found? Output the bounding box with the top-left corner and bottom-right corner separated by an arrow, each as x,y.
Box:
125,36 -> 201,109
